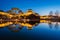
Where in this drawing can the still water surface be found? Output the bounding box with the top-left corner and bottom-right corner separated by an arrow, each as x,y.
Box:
0,22 -> 60,40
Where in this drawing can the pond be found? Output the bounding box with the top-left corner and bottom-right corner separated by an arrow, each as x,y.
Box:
0,20 -> 60,40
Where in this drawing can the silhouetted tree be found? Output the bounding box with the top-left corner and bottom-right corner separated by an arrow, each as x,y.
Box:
19,10 -> 23,14
49,11 -> 53,16
0,10 -> 4,12
55,10 -> 59,16
7,10 -> 12,13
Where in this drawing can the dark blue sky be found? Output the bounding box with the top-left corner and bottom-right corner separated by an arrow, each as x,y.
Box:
0,0 -> 60,15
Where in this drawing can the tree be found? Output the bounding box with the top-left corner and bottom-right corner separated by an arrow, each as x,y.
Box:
18,10 -> 23,14
11,8 -> 19,10
49,11 -> 53,16
0,10 -> 4,12
7,10 -> 12,13
27,9 -> 33,12
55,10 -> 59,16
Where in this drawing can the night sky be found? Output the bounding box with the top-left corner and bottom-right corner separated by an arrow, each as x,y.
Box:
0,0 -> 60,15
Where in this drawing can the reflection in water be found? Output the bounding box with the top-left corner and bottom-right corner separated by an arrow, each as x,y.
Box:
48,22 -> 59,29
0,20 -> 60,32
48,22 -> 53,29
8,24 -> 23,32
55,22 -> 59,29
